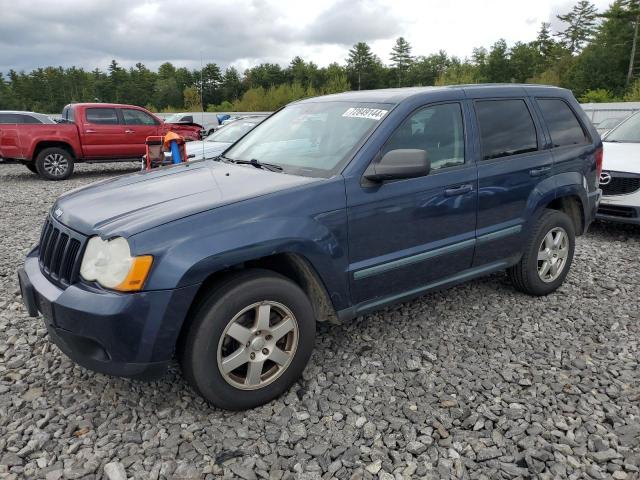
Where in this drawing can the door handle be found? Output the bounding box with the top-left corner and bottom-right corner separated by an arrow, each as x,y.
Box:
125,129 -> 135,134
529,166 -> 551,177
444,184 -> 473,197
85,129 -> 96,133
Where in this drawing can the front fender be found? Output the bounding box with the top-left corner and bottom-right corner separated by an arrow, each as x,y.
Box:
131,178 -> 350,310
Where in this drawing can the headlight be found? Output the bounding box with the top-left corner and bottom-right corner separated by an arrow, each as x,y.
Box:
80,236 -> 153,292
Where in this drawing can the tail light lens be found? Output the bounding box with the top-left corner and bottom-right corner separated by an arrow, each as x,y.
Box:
595,146 -> 603,180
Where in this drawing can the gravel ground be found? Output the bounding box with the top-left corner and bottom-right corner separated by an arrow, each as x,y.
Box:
0,162 -> 639,480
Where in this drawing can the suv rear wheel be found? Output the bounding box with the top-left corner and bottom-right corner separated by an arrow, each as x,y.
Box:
508,209 -> 575,296
35,147 -> 74,180
180,270 -> 315,410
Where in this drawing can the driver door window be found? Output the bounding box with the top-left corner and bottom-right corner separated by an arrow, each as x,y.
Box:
382,103 -> 465,171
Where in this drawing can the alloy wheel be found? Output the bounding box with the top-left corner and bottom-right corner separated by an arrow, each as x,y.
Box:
42,153 -> 69,177
537,227 -> 569,283
216,301 -> 299,390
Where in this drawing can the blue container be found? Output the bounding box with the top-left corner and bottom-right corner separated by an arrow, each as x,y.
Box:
169,140 -> 182,164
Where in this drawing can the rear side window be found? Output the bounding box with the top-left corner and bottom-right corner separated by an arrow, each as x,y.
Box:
86,108 -> 118,125
62,106 -> 75,122
537,99 -> 588,147
475,99 -> 538,160
0,113 -> 19,123
122,108 -> 157,125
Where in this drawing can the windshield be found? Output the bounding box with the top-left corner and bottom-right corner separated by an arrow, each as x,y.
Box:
605,113 -> 640,142
207,120 -> 260,143
224,101 -> 391,177
164,114 -> 183,123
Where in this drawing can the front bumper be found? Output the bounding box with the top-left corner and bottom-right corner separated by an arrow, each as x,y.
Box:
18,250 -> 199,379
596,192 -> 640,225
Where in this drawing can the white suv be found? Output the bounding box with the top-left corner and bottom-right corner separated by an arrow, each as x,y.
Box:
597,112 -> 640,225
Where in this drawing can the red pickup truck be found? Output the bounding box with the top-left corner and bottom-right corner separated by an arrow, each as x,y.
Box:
0,103 -> 202,180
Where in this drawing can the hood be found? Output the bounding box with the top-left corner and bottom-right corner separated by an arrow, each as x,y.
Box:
602,141 -> 640,174
53,161 -> 319,237
185,140 -> 231,160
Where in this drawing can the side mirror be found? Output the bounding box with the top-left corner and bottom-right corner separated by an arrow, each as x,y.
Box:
364,149 -> 430,183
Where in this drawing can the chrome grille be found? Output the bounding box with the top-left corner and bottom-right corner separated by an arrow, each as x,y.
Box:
38,217 -> 85,287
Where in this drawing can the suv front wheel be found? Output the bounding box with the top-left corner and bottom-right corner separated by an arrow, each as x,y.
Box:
180,270 -> 316,410
508,209 -> 576,296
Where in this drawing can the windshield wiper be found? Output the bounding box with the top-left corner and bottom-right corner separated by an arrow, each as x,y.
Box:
225,157 -> 283,172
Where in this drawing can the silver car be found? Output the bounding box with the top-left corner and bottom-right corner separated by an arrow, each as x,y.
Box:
0,110 -> 56,124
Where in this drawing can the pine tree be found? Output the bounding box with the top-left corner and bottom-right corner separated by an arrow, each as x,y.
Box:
556,1 -> 599,54
603,0 -> 640,86
535,23 -> 556,58
390,37 -> 413,86
347,42 -> 376,90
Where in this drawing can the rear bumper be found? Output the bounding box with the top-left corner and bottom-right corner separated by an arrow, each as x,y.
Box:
19,251 -> 199,379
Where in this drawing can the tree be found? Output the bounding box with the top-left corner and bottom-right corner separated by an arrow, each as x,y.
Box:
567,0 -> 637,96
509,42 -> 541,82
390,37 -> 413,86
556,1 -> 599,54
221,67 -> 243,102
535,23 -> 556,58
602,0 -> 640,86
183,86 -> 202,110
485,39 -> 513,82
346,42 -> 377,90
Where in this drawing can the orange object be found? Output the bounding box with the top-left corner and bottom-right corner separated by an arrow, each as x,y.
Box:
163,131 -> 184,148
115,256 -> 154,292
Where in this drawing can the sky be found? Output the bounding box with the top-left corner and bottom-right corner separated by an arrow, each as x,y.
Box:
0,0 -> 613,74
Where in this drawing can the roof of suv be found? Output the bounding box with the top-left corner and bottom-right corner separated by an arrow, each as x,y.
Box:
299,84 -> 569,105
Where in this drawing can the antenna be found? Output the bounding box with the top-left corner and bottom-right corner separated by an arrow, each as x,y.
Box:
200,50 -> 205,161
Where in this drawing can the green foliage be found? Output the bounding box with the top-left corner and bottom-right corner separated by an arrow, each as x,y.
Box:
390,37 -> 414,86
579,88 -> 617,102
556,1 -> 599,53
2,1 -> 640,114
183,86 -> 202,111
624,78 -> 640,99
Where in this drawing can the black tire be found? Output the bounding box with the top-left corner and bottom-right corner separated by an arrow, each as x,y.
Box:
35,147 -> 74,180
180,269 -> 315,410
508,209 -> 575,296
25,163 -> 38,173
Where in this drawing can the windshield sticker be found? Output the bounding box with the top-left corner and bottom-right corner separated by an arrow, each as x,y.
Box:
342,108 -> 388,121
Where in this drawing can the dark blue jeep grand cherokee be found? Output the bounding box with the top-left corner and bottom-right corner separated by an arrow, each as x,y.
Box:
18,85 -> 602,409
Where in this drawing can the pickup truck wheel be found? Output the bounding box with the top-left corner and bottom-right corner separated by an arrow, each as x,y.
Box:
35,148 -> 74,180
508,209 -> 575,296
180,269 -> 315,410
25,163 -> 38,173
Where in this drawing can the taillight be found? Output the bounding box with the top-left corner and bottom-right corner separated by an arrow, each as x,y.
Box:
595,147 -> 603,179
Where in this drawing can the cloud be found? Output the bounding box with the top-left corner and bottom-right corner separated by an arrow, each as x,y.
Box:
0,0 -> 403,73
0,0 -> 616,74
304,0 -> 404,45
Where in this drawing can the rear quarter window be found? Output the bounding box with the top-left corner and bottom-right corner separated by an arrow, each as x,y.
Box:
536,98 -> 589,147
86,108 -> 119,125
475,99 -> 538,160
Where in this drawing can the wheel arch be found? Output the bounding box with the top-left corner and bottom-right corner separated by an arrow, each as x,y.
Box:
545,194 -> 585,236
33,141 -> 77,160
175,252 -> 338,363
